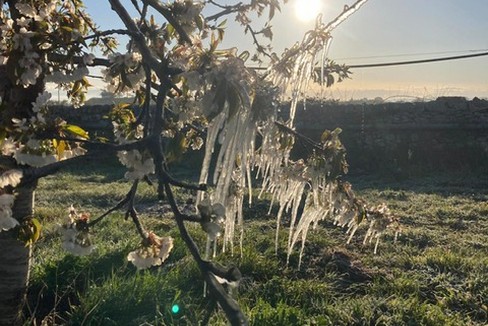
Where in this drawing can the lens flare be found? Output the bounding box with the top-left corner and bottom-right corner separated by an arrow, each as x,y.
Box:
171,304 -> 180,314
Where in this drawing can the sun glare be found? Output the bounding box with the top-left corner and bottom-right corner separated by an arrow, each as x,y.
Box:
294,0 -> 323,23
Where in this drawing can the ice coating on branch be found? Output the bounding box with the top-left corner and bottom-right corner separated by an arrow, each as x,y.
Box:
196,58 -> 279,254
194,1 -> 397,264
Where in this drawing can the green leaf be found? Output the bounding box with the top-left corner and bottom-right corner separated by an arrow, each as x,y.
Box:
320,130 -> 331,143
30,218 -> 42,244
217,19 -> 227,28
64,124 -> 89,139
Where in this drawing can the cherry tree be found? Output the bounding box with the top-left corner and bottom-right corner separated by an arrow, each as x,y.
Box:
0,0 -> 399,324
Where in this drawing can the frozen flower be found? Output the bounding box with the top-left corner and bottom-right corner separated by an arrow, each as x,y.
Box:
118,150 -> 155,180
127,233 -> 174,270
58,146 -> 87,160
0,18 -> 13,33
363,203 -> 397,254
32,91 -> 51,113
60,209 -> 94,256
19,60 -> 42,86
61,227 -> 94,256
14,151 -> 57,167
0,194 -> 14,206
198,199 -> 225,240
82,53 -> 95,66
15,3 -> 37,18
1,138 -> 17,156
0,170 -> 23,188
12,27 -> 34,51
16,17 -> 32,29
0,209 -> 19,231
11,118 -> 28,131
0,194 -> 18,232
37,2 -> 57,21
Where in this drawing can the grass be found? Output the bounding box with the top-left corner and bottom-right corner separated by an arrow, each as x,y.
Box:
25,156 -> 488,325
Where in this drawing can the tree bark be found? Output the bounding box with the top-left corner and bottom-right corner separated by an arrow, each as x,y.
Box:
0,184 -> 35,325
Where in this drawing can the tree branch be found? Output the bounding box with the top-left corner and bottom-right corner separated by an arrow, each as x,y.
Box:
206,1 -> 244,21
142,0 -> 192,44
20,137 -> 153,184
83,29 -> 132,41
108,0 -> 162,74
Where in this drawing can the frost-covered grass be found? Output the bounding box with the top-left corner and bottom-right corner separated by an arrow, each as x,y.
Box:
25,157 -> 488,325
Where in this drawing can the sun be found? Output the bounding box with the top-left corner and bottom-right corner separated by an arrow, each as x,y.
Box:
294,0 -> 324,23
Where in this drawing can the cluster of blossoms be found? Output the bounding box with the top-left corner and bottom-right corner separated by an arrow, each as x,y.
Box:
0,1 -> 89,87
169,0 -> 204,35
113,122 -> 155,181
3,91 -> 86,167
103,52 -> 144,94
0,170 -> 23,232
59,205 -> 95,256
127,232 -> 174,270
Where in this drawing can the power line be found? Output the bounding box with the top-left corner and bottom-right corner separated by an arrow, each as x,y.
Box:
348,51 -> 488,68
335,48 -> 488,61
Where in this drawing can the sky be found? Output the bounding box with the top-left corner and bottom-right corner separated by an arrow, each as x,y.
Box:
77,0 -> 488,101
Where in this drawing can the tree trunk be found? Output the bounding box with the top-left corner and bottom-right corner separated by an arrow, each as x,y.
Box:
0,184 -> 35,325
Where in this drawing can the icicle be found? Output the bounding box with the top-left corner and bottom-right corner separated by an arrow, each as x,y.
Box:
197,112 -> 226,206
373,237 -> 380,255
203,236 -> 212,297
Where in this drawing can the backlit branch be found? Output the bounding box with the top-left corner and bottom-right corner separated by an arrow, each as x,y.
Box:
142,0 -> 192,44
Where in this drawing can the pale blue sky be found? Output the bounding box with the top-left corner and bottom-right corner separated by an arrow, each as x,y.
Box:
81,0 -> 488,100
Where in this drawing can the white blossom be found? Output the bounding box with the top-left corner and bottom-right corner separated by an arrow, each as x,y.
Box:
0,194 -> 14,207
60,224 -> 95,256
117,150 -> 155,180
1,138 -> 17,156
0,194 -> 18,232
60,210 -> 94,256
11,118 -> 28,131
16,17 -> 32,29
32,91 -> 51,113
127,234 -> 174,270
12,27 -> 34,51
127,249 -> 162,270
0,170 -> 23,188
37,2 -> 57,21
83,53 -> 95,66
15,3 -> 37,19
14,151 -> 57,167
58,147 -> 87,160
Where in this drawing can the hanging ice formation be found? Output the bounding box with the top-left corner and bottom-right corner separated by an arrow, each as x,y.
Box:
196,0 -> 398,266
197,58 -> 280,255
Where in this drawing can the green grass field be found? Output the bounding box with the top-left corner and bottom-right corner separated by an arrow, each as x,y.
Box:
25,156 -> 488,325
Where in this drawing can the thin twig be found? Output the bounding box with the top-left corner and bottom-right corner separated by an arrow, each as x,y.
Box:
83,29 -> 132,41
206,1 -> 244,21
142,0 -> 192,44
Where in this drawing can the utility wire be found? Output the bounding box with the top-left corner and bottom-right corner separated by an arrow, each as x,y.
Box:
336,48 -> 488,61
348,51 -> 488,68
